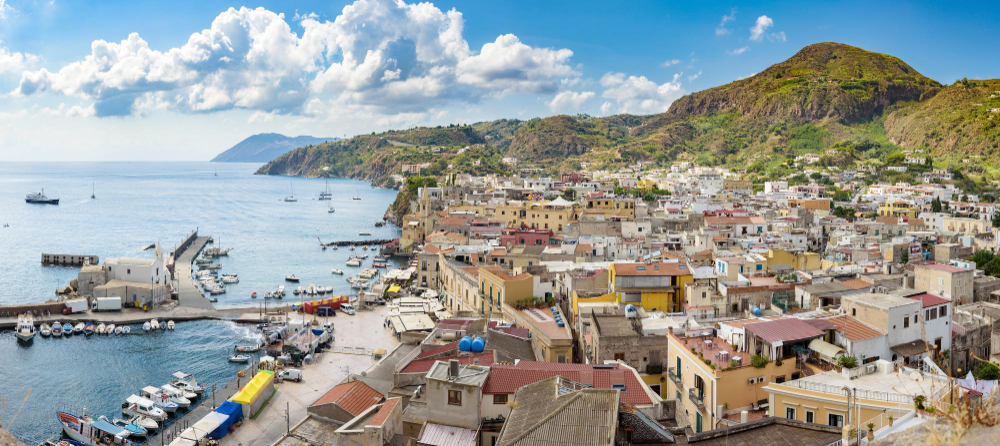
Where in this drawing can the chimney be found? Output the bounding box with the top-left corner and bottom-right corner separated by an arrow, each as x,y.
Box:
449,359 -> 460,378
740,410 -> 749,424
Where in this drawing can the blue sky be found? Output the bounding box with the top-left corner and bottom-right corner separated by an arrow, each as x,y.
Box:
0,0 -> 998,161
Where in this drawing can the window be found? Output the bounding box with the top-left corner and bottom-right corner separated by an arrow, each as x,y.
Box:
493,394 -> 508,404
940,306 -> 947,317
938,278 -> 945,287
448,390 -> 462,406
775,375 -> 785,384
828,413 -> 844,427
614,353 -> 625,361
903,316 -> 909,328
557,355 -> 567,363
786,407 -> 796,420
806,411 -> 814,424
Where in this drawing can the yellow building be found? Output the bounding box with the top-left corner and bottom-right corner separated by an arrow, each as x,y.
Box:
667,328 -> 797,433
878,202 -> 919,219
494,201 -> 576,231
637,178 -> 658,190
723,178 -> 752,194
502,302 -> 573,363
609,261 -> 693,313
478,267 -> 534,319
767,248 -> 821,271
581,197 -> 636,220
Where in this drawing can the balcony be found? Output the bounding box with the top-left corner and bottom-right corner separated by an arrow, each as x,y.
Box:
689,388 -> 706,410
667,367 -> 683,387
645,363 -> 663,375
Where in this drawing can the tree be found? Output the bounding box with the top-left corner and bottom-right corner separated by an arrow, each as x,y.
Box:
974,362 -> 1000,380
837,355 -> 859,369
971,250 -> 995,268
931,197 -> 942,213
984,257 -> 1000,277
886,152 -> 906,165
900,251 -> 909,264
993,212 -> 1000,228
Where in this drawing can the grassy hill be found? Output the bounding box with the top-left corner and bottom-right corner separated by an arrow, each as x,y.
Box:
258,42 -> 999,192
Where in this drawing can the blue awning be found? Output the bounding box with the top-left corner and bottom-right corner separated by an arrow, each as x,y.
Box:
91,419 -> 126,436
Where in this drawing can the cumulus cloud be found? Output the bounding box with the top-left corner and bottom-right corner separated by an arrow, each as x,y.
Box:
661,59 -> 681,67
0,42 -> 39,74
599,72 -> 684,115
14,0 -> 578,117
687,71 -> 702,81
546,90 -> 594,112
727,46 -> 749,55
750,15 -> 773,41
716,9 -> 736,36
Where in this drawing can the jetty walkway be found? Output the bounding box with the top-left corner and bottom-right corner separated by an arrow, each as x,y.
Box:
320,238 -> 395,247
174,236 -> 215,310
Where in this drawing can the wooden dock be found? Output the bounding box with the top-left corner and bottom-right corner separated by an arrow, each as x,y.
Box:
320,238 -> 395,248
41,253 -> 98,266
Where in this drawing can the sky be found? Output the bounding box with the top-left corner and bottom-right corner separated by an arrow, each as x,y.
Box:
0,0 -> 998,161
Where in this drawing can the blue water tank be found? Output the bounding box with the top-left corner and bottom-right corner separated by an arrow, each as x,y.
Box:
751,306 -> 763,316
470,336 -> 486,352
625,304 -> 638,319
459,336 -> 472,351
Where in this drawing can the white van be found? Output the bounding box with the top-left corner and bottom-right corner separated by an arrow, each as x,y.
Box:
340,303 -> 356,315
279,369 -> 303,382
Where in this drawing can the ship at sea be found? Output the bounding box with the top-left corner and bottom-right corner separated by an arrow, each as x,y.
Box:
25,189 -> 59,205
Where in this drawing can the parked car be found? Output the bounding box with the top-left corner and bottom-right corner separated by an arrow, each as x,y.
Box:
317,306 -> 336,317
279,369 -> 303,382
340,303 -> 356,315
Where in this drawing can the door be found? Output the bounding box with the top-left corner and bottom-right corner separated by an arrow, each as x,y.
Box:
695,412 -> 702,433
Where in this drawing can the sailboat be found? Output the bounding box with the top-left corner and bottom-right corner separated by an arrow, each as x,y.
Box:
328,205 -> 336,213
284,182 -> 297,202
319,178 -> 332,200
352,188 -> 361,200
91,183 -> 96,199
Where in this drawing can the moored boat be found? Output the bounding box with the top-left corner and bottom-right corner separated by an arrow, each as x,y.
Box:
285,274 -> 300,282
167,320 -> 175,330
114,326 -> 123,335
107,324 -> 116,335
161,383 -> 197,401
40,323 -> 52,337
73,323 -> 85,335
123,414 -> 158,431
140,386 -> 179,413
96,323 -> 106,335
122,395 -> 166,421
105,416 -> 148,438
171,371 -> 206,394
142,321 -> 151,332
52,322 -> 63,337
15,313 -> 36,342
228,354 -> 251,363
84,323 -> 95,336
331,268 -> 344,275
57,411 -> 132,446
63,322 -> 74,336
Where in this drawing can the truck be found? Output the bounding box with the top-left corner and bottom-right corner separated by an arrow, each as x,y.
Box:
63,298 -> 89,314
92,297 -> 122,312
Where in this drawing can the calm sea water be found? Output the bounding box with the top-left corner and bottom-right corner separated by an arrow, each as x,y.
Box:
0,162 -> 401,443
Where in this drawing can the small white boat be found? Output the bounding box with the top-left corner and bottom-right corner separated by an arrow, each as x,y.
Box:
167,320 -> 175,330
150,319 -> 159,330
123,326 -> 131,334
331,268 -> 344,275
162,383 -> 197,401
106,324 -> 116,335
221,274 -> 239,284
40,323 -> 51,337
122,394 -> 166,421
15,314 -> 36,342
326,285 -> 334,293
51,322 -> 63,337
142,321 -> 151,332
285,274 -> 300,282
73,323 -> 85,335
124,414 -> 159,431
171,371 -> 205,394
346,258 -> 362,267
96,323 -> 106,335
140,386 -> 179,413
114,326 -> 123,335
228,354 -> 251,363
359,231 -> 372,236
106,416 -> 148,438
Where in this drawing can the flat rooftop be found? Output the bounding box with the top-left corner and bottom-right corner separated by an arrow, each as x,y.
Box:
515,306 -> 571,340
781,368 -> 945,400
843,293 -> 920,309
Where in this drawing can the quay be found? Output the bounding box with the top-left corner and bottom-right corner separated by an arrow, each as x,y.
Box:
41,253 -> 99,266
320,238 -> 395,247
173,234 -> 216,310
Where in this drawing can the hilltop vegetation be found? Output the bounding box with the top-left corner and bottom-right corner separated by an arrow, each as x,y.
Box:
212,133 -> 337,163
257,42 -> 1000,190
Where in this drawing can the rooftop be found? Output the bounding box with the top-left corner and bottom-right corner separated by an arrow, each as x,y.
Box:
426,360 -> 491,386
688,417 -> 841,446
482,361 -> 654,406
418,423 -> 478,446
817,315 -> 885,341
906,292 -> 951,308
514,306 -> 571,340
844,293 -> 920,309
613,261 -> 690,276
919,263 -> 969,274
400,352 -> 495,374
745,318 -> 825,343
496,377 -> 620,446
310,380 -> 384,417
592,313 -> 641,338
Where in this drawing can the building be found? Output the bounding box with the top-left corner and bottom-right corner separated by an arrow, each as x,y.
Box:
423,360 -> 490,430
590,312 -> 670,397
501,304 -> 573,362
308,380 -> 385,424
840,293 -> 927,365
914,263 -> 974,305
104,244 -> 171,285
332,397 -> 403,446
478,267 -> 534,319
609,262 -> 694,313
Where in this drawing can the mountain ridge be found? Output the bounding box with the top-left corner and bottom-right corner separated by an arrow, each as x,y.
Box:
212,133 -> 338,163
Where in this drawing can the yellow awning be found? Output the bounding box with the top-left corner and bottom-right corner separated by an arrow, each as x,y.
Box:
387,285 -> 401,293
231,370 -> 274,404
808,338 -> 844,359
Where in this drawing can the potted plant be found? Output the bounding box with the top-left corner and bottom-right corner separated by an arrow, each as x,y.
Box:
888,414 -> 894,427
867,423 -> 875,441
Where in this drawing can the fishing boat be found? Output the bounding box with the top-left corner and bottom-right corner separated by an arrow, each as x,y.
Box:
15,313 -> 36,342
317,286 -> 326,295
319,178 -> 333,200
150,319 -> 159,330
373,262 -> 388,268
167,320 -> 175,330
40,323 -> 52,337
235,344 -> 260,353
161,383 -> 197,401
228,354 -> 251,363
107,324 -> 116,335
221,274 -> 239,284
73,323 -> 85,335
25,189 -> 60,205
52,322 -> 63,337
346,258 -> 362,267
285,274 -> 300,282
114,326 -> 123,335
84,323 -> 95,336
331,268 -> 344,275
57,411 -> 133,446
103,416 -> 147,438
63,322 -> 74,336
122,414 -> 158,431
140,386 -> 179,413
122,326 -> 131,334
251,291 -> 257,299
171,371 -> 206,394
284,182 -> 297,202
95,323 -> 105,335
142,321 -> 151,332
122,395 -> 167,421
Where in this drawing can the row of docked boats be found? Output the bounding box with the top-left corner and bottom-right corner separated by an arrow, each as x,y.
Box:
292,283 -> 335,297
57,372 -> 205,446
141,318 -> 175,331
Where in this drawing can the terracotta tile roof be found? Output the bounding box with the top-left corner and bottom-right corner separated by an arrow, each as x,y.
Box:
921,263 -> 968,274
310,380 -> 383,417
613,261 -> 690,276
745,318 -> 824,343
367,397 -> 400,426
416,341 -> 460,359
838,278 -> 871,290
820,315 -> 885,341
906,293 -> 950,308
399,352 -> 495,374
482,361 -> 654,406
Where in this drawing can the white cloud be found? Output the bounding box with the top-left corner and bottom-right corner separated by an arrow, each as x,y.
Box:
750,15 -> 773,41
14,0 -> 578,118
546,90 -> 594,112
770,31 -> 787,42
687,71 -> 702,81
0,0 -> 14,20
727,46 -> 749,55
599,72 -> 684,115
661,59 -> 681,67
716,9 -> 736,36
0,42 -> 39,74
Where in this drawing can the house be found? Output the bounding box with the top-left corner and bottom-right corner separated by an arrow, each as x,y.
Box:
308,380 -> 385,424
840,293 -> 927,366
332,397 -> 403,446
478,267 -> 533,319
914,263 -> 974,305
609,261 -> 694,313
423,360 -> 490,431
590,312 -> 670,398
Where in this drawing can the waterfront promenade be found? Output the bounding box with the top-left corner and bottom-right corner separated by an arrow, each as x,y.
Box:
174,236 -> 215,310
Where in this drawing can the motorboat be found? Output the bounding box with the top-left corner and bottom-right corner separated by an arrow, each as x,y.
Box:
264,291 -> 272,300
40,323 -> 52,337
328,206 -> 336,213
96,323 -> 106,335
142,321 -> 151,332
252,291 -> 258,299
195,258 -> 213,265
208,297 -> 219,303
153,386 -> 191,407
199,263 -> 222,270
114,326 -> 123,335
122,394 -> 166,421
331,268 -> 344,275
221,274 -> 239,284
373,262 -> 388,268
346,258 -> 362,267
123,414 -> 159,431
104,416 -> 148,438
235,344 -> 260,353
25,189 -> 59,205
123,326 -> 131,334
52,322 -> 63,337
150,319 -> 159,330
355,253 -> 369,259
307,284 -> 317,295
325,285 -> 334,293
63,322 -> 74,336
359,231 -> 372,236
140,386 -> 179,413
292,287 -> 300,296
208,286 -> 226,295
107,324 -> 116,335
167,320 -> 175,330
285,274 -> 300,282
57,411 -> 132,446
15,314 -> 36,342
84,323 -> 95,336
276,285 -> 285,296
73,323 -> 85,335
161,383 -> 197,401
228,354 -> 251,363
171,371 -> 206,394
317,286 -> 326,295
160,321 -> 168,331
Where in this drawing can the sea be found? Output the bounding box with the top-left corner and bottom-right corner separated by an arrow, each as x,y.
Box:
0,162 -> 402,443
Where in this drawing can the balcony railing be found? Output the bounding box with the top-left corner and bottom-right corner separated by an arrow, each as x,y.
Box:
689,388 -> 706,409
646,363 -> 663,375
667,367 -> 682,387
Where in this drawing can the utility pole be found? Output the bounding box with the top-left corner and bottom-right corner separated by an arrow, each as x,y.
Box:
286,402 -> 290,433
212,382 -> 217,409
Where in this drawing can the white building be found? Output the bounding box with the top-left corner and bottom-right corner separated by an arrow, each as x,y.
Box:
104,244 -> 171,286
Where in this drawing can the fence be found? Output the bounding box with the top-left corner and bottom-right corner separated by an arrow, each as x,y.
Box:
778,380 -> 913,404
